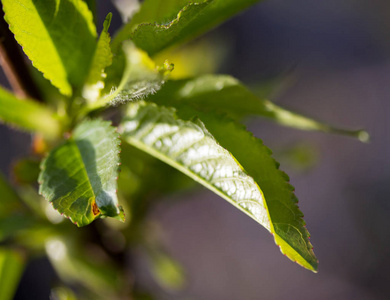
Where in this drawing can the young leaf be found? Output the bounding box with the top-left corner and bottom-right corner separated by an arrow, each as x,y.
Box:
148,75 -> 369,141
83,13 -> 113,103
0,249 -> 25,300
2,0 -> 97,96
85,42 -> 172,112
120,101 -> 317,271
113,0 -> 263,56
38,119 -> 124,227
0,87 -> 61,138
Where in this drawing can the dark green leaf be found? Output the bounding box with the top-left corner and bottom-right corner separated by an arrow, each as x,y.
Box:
38,119 -> 124,226
3,0 -> 97,96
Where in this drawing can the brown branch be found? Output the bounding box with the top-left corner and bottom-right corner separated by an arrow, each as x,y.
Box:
0,7 -> 42,101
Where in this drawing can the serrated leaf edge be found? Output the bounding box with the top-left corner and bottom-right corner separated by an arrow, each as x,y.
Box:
38,119 -> 124,226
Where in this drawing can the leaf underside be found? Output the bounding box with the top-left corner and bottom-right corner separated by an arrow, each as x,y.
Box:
113,0 -> 263,56
121,101 -> 270,229
120,101 -> 317,271
39,120 -> 123,226
2,0 -> 97,95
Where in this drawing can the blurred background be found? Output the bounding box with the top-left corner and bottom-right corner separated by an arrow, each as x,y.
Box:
1,0 -> 390,299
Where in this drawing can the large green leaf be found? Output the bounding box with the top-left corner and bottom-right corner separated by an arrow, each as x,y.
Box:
120,101 -> 317,271
3,0 -> 97,96
38,119 -> 124,226
113,0 -> 262,56
84,42 -> 172,112
0,249 -> 25,300
0,87 -> 61,138
83,13 -> 113,103
148,75 -> 369,141
179,105 -> 317,270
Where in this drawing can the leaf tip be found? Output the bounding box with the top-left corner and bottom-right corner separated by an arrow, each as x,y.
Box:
103,13 -> 113,33
357,130 -> 370,143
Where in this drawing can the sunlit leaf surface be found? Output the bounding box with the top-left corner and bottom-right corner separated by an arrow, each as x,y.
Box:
121,101 -> 318,271
121,101 -> 271,230
3,0 -> 97,95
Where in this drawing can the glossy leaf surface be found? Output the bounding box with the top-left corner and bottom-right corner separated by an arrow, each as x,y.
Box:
39,120 -> 123,226
3,0 -> 97,95
177,106 -> 317,271
121,101 -> 271,230
121,101 -> 317,271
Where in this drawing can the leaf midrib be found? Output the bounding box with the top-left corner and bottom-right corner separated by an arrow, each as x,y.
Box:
70,137 -> 97,203
124,135 -> 270,231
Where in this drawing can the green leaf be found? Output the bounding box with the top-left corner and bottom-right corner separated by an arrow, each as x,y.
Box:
148,75 -> 369,141
0,249 -> 25,300
3,0 -> 97,96
85,42 -> 172,112
83,13 -> 113,103
113,0 -> 263,56
120,101 -> 317,271
82,0 -> 97,24
0,87 -> 61,138
38,119 -> 124,227
179,106 -> 318,271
